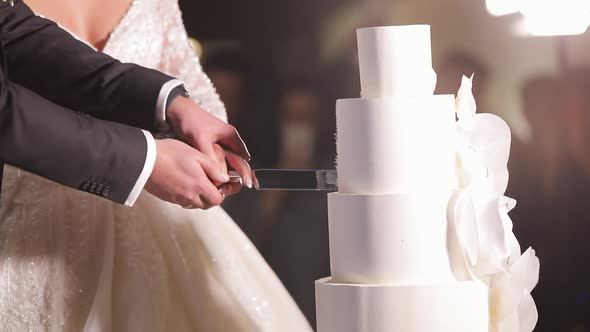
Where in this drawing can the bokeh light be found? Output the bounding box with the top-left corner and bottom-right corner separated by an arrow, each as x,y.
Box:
486,0 -> 590,35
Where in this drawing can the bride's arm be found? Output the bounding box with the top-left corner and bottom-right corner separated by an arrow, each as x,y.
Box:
157,0 -> 228,123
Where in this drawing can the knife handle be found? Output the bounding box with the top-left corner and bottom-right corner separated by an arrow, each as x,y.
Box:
228,171 -> 244,183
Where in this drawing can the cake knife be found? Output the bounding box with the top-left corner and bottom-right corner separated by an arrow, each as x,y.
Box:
228,169 -> 338,191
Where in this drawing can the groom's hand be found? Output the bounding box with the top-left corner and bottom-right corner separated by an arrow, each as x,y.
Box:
210,143 -> 253,195
145,139 -> 229,209
166,96 -> 251,164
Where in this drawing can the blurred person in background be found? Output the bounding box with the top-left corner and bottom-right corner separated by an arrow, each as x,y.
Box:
260,79 -> 331,325
259,80 -> 320,234
508,74 -> 590,331
277,82 -> 320,169
564,69 -> 590,179
205,38 -> 332,325
561,68 -> 590,332
0,0 -> 312,331
203,44 -> 281,168
203,45 -> 250,126
508,76 -> 566,332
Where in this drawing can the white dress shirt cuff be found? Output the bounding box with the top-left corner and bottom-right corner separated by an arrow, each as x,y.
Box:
155,79 -> 185,131
124,130 -> 157,207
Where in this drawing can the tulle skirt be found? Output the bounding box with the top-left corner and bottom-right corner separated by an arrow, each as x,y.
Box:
0,166 -> 312,332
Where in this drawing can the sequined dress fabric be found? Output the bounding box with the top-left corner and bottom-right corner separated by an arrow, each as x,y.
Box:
0,0 -> 312,331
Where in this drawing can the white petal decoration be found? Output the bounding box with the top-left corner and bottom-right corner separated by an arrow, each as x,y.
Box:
495,248 -> 539,332
517,248 -> 540,332
499,197 -> 521,264
430,67 -> 438,94
471,191 -> 510,276
452,75 -> 539,332
497,310 -> 519,332
517,293 -> 538,332
490,270 -> 520,325
451,189 -> 480,267
457,144 -> 488,189
447,191 -> 477,281
458,114 -> 511,194
456,74 -> 477,123
518,248 -> 540,293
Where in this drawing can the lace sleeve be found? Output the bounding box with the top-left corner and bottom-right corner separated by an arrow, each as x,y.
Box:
157,0 -> 227,122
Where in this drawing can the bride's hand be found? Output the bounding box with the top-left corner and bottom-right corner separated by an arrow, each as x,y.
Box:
210,143 -> 252,196
166,96 -> 251,167
145,138 -> 229,209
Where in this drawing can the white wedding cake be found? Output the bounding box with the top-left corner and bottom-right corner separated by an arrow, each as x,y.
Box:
315,25 -> 540,332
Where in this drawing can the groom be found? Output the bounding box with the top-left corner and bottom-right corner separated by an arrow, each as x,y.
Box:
0,0 -> 252,209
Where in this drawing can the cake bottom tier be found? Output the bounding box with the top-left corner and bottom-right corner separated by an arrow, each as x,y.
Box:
315,277 -> 489,332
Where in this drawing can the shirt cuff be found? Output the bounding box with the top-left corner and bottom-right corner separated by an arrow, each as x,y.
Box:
156,79 -> 185,131
124,130 -> 157,207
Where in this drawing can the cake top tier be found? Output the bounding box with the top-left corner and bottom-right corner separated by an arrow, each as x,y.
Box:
357,25 -> 436,98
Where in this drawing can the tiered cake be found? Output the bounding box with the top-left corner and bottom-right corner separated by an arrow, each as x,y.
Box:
315,26 -> 490,332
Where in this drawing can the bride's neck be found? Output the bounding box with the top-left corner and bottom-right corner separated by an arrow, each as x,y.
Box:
25,0 -> 132,51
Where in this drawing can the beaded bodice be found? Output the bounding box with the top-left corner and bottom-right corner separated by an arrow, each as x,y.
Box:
94,0 -> 227,122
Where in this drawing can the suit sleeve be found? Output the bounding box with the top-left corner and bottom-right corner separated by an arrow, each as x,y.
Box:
0,78 -> 149,205
0,0 -> 174,132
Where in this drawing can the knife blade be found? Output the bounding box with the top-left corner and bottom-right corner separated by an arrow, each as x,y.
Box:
228,169 -> 338,191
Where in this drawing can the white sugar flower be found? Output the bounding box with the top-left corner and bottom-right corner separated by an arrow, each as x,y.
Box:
456,74 -> 477,123
490,247 -> 540,332
451,191 -> 517,277
456,75 -> 511,194
450,75 -> 539,332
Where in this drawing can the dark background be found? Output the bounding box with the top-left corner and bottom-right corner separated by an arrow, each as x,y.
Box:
180,1 -> 590,331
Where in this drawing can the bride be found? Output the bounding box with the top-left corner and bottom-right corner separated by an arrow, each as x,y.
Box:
0,0 -> 312,331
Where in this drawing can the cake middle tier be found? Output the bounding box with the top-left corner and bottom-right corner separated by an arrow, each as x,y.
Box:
336,95 -> 457,194
328,191 -> 456,284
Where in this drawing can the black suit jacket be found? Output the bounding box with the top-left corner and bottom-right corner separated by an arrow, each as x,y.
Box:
0,0 -> 175,204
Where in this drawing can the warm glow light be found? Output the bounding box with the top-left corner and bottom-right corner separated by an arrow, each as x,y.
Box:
517,15 -> 590,36
518,0 -> 590,36
486,0 -> 590,36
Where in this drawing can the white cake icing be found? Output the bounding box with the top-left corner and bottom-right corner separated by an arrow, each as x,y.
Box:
316,278 -> 489,332
336,96 -> 457,194
357,25 -> 437,98
315,26 -> 494,332
328,192 -> 456,284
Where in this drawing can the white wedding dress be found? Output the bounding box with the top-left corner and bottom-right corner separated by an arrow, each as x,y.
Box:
0,0 -> 312,331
